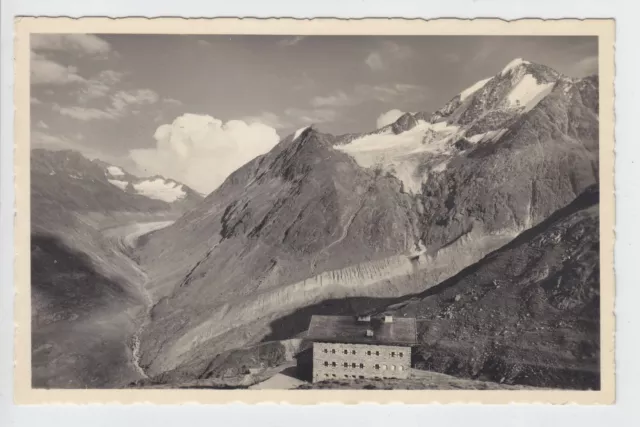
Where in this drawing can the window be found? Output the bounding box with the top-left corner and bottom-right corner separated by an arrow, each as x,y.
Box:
398,366 -> 404,371
367,350 -> 371,356
375,351 -> 380,356
331,362 -> 336,367
359,363 -> 364,369
352,363 -> 357,368
352,350 -> 356,355
399,352 -> 404,357
343,349 -> 348,355
390,365 -> 395,371
324,361 -> 328,367
344,362 -> 348,368
352,375 -> 356,379
375,364 -> 380,370
391,351 -> 396,357
323,348 -> 328,353
331,349 -> 336,354
332,374 -> 336,377
344,375 -> 349,378
382,364 -> 387,370
359,375 -> 365,379
325,373 -> 329,377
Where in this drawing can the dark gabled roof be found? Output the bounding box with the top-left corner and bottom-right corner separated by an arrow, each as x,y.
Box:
306,315 -> 417,346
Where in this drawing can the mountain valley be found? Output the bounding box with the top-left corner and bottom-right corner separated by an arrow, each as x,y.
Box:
30,58 -> 601,390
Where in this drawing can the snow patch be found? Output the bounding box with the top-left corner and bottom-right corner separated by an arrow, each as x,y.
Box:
467,129 -> 508,144
108,179 -> 129,190
459,78 -> 491,101
293,126 -> 309,140
432,161 -> 449,173
107,165 -> 125,176
506,74 -> 555,112
335,121 -> 462,193
133,178 -> 186,202
430,121 -> 459,133
501,58 -> 530,76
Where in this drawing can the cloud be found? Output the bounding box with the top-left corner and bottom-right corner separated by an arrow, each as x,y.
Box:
310,91 -> 355,108
310,83 -> 427,112
277,36 -> 306,47
376,109 -> 405,129
365,41 -> 413,71
31,52 -> 86,85
53,88 -> 160,121
30,97 -> 42,104
110,89 -> 159,114
36,120 -> 49,129
53,104 -> 116,121
31,130 -> 74,148
284,108 -> 337,125
571,55 -> 598,77
357,83 -> 427,104
197,39 -> 213,47
243,112 -> 290,130
163,98 -> 183,107
31,34 -> 112,57
129,114 -> 281,194
365,52 -> 384,71
75,70 -> 125,102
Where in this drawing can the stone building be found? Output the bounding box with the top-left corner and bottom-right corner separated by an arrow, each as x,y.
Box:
306,314 -> 417,382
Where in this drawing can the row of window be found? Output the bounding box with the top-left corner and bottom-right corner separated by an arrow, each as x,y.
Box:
322,361 -> 404,371
321,348 -> 405,358
321,374 -> 401,379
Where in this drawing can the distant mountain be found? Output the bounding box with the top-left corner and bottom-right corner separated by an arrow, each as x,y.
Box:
31,149 -> 202,230
30,148 -> 203,388
133,58 -> 599,382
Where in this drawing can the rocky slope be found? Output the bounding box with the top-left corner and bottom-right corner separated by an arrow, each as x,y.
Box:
132,58 -> 599,385
31,149 -> 202,388
380,185 -> 601,390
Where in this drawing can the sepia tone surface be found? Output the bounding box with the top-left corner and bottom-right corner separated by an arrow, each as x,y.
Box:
14,17 -> 615,404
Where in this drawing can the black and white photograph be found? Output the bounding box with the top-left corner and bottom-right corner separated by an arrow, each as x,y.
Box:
25,26 -> 608,396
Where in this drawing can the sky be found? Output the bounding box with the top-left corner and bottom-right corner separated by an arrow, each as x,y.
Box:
30,34 -> 598,194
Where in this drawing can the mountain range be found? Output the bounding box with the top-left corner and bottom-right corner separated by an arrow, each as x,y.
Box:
31,57 -> 600,389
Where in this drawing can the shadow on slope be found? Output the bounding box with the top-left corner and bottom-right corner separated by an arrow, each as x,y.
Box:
31,232 -> 140,388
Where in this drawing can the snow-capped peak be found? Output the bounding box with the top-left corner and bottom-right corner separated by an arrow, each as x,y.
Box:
505,74 -> 555,112
501,58 -> 530,76
133,178 -> 186,203
108,179 -> 129,190
293,126 -> 309,140
459,77 -> 492,101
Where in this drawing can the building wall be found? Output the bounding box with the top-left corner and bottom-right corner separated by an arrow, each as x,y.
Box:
312,341 -> 412,382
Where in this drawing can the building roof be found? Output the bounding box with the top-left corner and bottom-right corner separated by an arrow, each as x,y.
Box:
306,315 -> 418,346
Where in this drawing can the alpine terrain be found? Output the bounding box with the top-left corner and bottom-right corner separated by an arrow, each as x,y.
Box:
31,149 -> 202,387
111,58 -> 601,388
